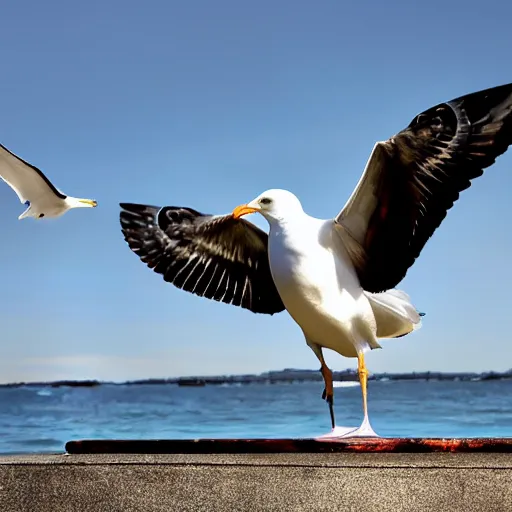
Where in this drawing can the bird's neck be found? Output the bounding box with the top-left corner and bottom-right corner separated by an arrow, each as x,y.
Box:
269,213 -> 318,241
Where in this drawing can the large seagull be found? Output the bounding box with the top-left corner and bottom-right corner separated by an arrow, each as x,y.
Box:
120,83 -> 512,437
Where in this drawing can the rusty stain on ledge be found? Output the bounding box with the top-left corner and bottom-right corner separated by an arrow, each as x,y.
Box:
65,437 -> 512,455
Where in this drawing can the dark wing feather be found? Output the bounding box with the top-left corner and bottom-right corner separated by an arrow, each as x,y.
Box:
119,203 -> 285,315
335,83 -> 512,293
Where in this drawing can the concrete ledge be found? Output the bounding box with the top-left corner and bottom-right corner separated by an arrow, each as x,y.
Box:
1,452 -> 512,511
65,437 -> 512,454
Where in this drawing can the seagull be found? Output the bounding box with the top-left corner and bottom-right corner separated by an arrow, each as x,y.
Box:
120,83 -> 512,437
0,143 -> 97,219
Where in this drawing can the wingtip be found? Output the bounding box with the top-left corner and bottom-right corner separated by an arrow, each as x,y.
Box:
119,202 -> 144,216
119,202 -> 161,213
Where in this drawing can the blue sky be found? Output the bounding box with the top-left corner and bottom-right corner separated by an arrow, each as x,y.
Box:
1,0 -> 512,383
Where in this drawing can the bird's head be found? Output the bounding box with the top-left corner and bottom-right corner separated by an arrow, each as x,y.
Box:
232,189 -> 304,225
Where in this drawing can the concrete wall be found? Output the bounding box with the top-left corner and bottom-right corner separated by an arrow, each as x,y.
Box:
1,452 -> 511,511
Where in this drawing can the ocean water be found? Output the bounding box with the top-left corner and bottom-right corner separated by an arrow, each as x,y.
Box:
1,379 -> 511,454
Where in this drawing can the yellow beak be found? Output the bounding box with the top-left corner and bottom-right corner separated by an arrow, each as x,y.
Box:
79,199 -> 98,207
232,204 -> 259,219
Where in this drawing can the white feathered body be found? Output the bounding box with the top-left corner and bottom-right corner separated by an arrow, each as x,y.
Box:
18,197 -> 72,220
267,214 -> 421,358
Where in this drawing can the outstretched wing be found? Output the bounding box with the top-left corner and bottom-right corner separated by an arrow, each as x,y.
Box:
0,143 -> 66,204
335,83 -> 512,293
120,203 -> 285,315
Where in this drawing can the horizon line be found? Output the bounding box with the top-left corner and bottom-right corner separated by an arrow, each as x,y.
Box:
1,367 -> 511,387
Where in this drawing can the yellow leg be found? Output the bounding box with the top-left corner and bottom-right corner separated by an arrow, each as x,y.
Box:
351,351 -> 377,437
357,352 -> 369,420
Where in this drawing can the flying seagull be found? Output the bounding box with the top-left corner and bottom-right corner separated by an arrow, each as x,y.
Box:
120,83 -> 512,437
0,143 -> 97,219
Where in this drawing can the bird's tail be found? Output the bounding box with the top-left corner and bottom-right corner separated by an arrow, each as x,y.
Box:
365,289 -> 424,339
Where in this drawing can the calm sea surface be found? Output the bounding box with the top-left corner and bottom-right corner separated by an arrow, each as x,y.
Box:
1,379 -> 511,454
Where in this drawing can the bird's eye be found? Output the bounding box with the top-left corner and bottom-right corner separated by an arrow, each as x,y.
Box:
259,197 -> 272,205
38,214 -> 45,218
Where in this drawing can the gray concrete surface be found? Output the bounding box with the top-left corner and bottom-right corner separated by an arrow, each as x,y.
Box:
0,453 -> 511,511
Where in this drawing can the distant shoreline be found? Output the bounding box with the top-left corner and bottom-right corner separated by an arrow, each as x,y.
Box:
1,368 -> 511,388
